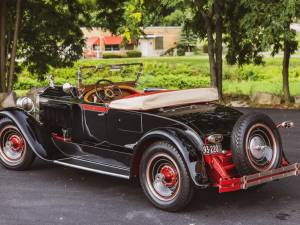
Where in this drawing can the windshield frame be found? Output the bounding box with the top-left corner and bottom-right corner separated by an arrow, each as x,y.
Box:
77,63 -> 144,88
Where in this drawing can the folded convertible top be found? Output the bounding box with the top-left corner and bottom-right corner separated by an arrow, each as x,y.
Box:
109,88 -> 219,111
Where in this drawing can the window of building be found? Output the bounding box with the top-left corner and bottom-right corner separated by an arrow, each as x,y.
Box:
92,45 -> 100,51
105,45 -> 120,51
155,37 -> 164,50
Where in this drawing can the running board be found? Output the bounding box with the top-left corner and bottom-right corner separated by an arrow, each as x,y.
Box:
53,158 -> 130,180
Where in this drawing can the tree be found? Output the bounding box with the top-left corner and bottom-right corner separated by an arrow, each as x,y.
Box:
118,0 -> 144,41
91,0 -> 128,34
140,0 -> 225,98
228,0 -> 300,103
170,0 -> 225,98
0,0 -> 128,93
142,0 -> 184,26
178,25 -> 198,53
161,9 -> 186,26
0,0 -> 7,92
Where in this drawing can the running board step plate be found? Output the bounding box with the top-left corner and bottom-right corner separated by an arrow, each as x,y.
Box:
54,157 -> 130,179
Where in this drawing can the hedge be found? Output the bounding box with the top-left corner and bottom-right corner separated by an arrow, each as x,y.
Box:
102,52 -> 124,59
126,50 -> 142,58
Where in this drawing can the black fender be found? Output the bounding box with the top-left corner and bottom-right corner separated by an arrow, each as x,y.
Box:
132,127 -> 208,187
0,108 -> 60,161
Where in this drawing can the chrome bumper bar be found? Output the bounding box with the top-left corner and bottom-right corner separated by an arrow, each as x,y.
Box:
241,163 -> 300,189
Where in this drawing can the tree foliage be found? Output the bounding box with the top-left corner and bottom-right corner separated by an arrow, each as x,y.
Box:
0,0 -> 128,92
137,0 -> 225,97
141,0 -> 300,101
178,25 -> 198,53
227,0 -> 300,103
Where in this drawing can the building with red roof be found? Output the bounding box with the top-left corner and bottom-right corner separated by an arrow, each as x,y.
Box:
81,27 -> 181,58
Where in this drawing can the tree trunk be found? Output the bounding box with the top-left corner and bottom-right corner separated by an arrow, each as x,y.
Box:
206,20 -> 217,88
0,0 -> 6,92
282,40 -> 291,104
199,6 -> 217,88
215,0 -> 223,99
8,0 -> 22,92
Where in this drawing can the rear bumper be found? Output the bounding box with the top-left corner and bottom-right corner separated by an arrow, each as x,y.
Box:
219,163 -> 300,193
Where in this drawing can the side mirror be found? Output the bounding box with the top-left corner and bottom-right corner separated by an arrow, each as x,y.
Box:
62,83 -> 73,94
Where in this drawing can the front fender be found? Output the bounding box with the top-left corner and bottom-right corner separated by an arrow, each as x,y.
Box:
132,127 -> 208,187
0,108 -> 58,161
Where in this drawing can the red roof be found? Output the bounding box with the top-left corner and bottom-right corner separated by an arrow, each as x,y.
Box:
103,36 -> 123,45
86,37 -> 100,45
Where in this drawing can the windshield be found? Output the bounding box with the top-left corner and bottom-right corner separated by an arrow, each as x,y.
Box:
77,63 -> 143,87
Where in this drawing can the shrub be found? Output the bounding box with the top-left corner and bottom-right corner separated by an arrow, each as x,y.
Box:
14,76 -> 47,90
177,45 -> 185,56
103,52 -> 124,59
14,57 -> 300,97
126,50 -> 142,58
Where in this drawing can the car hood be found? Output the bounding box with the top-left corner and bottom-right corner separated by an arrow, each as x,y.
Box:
157,104 -> 243,137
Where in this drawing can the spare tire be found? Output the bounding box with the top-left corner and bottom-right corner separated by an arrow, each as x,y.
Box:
231,112 -> 283,175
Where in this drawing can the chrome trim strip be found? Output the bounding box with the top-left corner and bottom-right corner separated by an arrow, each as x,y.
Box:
53,160 -> 130,179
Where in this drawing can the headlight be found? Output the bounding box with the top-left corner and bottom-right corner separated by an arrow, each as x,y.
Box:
16,97 -> 35,113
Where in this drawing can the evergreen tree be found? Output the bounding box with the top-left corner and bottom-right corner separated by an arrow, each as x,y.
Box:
178,26 -> 198,53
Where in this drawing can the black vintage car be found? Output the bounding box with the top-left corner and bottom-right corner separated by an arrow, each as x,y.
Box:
0,63 -> 299,211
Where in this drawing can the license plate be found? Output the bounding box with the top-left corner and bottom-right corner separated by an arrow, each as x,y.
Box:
203,144 -> 223,155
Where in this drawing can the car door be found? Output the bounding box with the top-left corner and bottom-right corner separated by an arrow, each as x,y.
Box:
80,104 -> 133,167
107,108 -> 143,147
81,103 -> 108,142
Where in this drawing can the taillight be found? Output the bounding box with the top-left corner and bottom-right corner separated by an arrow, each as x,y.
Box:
206,134 -> 223,144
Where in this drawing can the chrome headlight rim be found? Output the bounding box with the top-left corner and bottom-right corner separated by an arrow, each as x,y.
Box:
16,97 -> 35,113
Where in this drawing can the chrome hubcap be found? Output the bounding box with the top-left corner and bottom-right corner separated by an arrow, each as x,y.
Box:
249,135 -> 272,162
246,124 -> 277,171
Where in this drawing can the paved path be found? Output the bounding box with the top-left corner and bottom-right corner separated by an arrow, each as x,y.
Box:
0,108 -> 300,225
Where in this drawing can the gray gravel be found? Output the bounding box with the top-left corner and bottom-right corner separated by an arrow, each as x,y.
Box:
0,108 -> 300,225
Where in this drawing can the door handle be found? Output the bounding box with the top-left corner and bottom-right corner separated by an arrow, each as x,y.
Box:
97,112 -> 105,116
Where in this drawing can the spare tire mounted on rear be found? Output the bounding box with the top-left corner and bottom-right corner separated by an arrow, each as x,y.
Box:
231,112 -> 283,176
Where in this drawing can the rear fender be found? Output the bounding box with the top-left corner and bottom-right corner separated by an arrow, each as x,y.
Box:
0,108 -> 58,161
132,127 -> 208,187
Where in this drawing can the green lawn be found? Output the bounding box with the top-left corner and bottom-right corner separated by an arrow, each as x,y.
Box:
15,56 -> 300,97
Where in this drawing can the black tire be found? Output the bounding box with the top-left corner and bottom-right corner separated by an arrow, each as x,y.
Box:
231,112 -> 282,176
139,141 -> 194,212
0,118 -> 35,170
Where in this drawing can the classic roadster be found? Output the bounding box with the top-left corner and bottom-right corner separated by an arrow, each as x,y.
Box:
0,63 -> 299,211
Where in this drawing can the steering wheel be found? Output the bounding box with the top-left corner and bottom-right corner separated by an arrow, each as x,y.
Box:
95,79 -> 123,102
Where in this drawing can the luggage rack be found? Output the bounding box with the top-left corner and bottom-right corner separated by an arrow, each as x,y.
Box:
219,163 -> 300,193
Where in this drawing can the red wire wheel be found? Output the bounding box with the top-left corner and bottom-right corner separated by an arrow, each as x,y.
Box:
139,141 -> 194,212
0,125 -> 26,166
146,153 -> 180,201
0,118 -> 35,170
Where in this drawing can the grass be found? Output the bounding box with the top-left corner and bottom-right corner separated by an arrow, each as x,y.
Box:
15,55 -> 300,97
297,32 -> 300,44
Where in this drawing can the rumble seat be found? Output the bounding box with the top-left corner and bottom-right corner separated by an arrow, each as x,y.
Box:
109,88 -> 219,111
